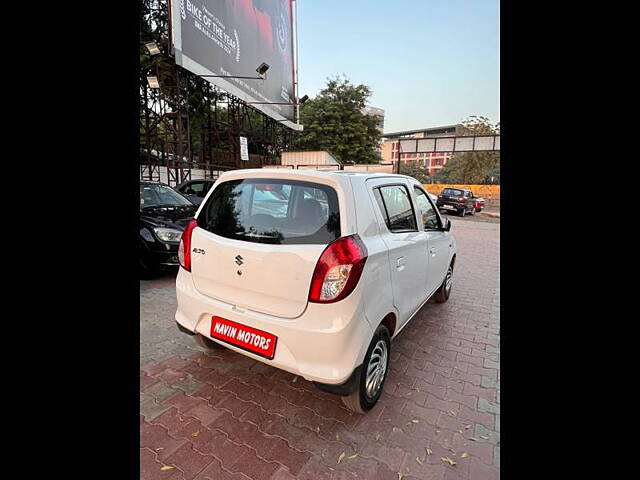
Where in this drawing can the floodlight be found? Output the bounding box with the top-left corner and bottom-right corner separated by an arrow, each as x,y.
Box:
145,41 -> 161,56
256,63 -> 270,76
147,76 -> 160,89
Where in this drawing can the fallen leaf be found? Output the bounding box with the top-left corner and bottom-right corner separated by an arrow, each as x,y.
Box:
449,448 -> 455,453
469,437 -> 480,442
347,454 -> 358,459
155,447 -> 164,451
436,430 -> 441,434
411,419 -> 419,424
160,466 -> 174,471
397,473 -> 403,480
416,457 -> 423,465
374,434 -> 381,441
447,410 -> 457,417
464,424 -> 472,430
192,431 -> 201,437
480,435 -> 490,440
441,457 -> 457,467
461,452 -> 469,458
338,452 -> 346,464
336,434 -> 341,441
457,430 -> 463,434
426,448 -> 433,456
316,426 -> 320,433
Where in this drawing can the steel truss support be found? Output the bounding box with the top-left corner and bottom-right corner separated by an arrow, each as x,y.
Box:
140,0 -> 298,186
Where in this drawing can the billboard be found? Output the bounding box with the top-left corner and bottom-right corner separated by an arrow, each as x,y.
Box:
171,0 -> 300,130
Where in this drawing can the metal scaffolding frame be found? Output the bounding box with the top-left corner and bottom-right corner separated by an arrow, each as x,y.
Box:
140,0 -> 298,186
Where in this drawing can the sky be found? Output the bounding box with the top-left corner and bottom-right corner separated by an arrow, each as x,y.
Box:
295,0 -> 500,133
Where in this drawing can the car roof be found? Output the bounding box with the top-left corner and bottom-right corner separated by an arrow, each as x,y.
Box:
222,168 -> 417,183
140,180 -> 167,185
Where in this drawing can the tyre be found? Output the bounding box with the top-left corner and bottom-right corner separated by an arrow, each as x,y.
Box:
195,334 -> 223,350
459,208 -> 466,217
341,325 -> 391,414
433,262 -> 454,303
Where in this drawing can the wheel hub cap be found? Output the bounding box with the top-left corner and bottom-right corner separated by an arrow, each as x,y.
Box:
365,340 -> 388,398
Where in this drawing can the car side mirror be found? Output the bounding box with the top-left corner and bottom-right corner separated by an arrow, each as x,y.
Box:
442,218 -> 452,232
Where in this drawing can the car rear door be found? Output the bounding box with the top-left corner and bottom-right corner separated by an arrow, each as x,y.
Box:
367,178 -> 428,328
189,177 -> 342,319
412,185 -> 451,295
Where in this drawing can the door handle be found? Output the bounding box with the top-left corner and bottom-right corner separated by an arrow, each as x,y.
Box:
429,247 -> 436,256
396,256 -> 405,271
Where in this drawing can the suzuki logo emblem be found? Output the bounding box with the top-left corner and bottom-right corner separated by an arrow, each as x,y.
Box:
235,255 -> 244,266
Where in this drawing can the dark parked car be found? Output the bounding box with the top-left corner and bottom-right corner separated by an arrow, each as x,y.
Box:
140,181 -> 198,276
436,188 -> 477,217
175,179 -> 215,205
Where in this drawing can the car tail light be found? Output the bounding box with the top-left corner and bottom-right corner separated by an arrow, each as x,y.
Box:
459,197 -> 466,202
178,219 -> 198,271
309,235 -> 368,303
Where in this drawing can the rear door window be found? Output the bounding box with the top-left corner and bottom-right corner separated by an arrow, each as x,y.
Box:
377,185 -> 417,232
443,188 -> 463,196
198,178 -> 341,244
184,181 -> 206,197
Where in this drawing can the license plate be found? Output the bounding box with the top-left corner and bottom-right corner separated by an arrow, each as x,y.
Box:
210,316 -> 277,360
442,205 -> 456,209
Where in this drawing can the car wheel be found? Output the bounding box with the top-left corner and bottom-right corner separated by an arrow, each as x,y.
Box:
341,325 -> 391,414
433,263 -> 454,303
195,334 -> 223,351
459,208 -> 466,217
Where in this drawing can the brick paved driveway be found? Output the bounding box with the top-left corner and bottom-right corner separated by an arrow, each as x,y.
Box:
140,218 -> 500,480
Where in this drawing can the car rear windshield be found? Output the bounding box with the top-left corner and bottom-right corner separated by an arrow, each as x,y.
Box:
442,188 -> 464,196
197,178 -> 341,245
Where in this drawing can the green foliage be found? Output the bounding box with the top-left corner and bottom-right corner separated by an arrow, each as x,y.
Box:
400,164 -> 431,184
434,116 -> 500,184
297,76 -> 382,164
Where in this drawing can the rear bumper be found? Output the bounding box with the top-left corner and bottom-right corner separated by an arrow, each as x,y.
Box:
438,203 -> 465,211
174,268 -> 373,385
313,364 -> 362,396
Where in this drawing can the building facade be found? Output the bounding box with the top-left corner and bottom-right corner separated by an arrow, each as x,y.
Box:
381,124 -> 467,176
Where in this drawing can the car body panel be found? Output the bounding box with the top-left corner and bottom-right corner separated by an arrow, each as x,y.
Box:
436,188 -> 476,214
140,181 -> 197,269
175,170 -> 456,385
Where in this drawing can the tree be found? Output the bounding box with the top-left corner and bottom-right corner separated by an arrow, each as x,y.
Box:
401,164 -> 431,184
296,76 -> 382,164
434,116 -> 500,184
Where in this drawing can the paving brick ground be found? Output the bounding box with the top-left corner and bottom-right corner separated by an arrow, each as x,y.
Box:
140,218 -> 500,479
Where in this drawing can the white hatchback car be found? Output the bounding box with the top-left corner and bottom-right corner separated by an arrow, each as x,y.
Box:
175,169 -> 456,413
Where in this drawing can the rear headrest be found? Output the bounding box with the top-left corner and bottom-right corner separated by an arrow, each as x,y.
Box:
296,198 -> 323,223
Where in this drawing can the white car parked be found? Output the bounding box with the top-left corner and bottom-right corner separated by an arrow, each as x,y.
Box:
175,169 -> 456,413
